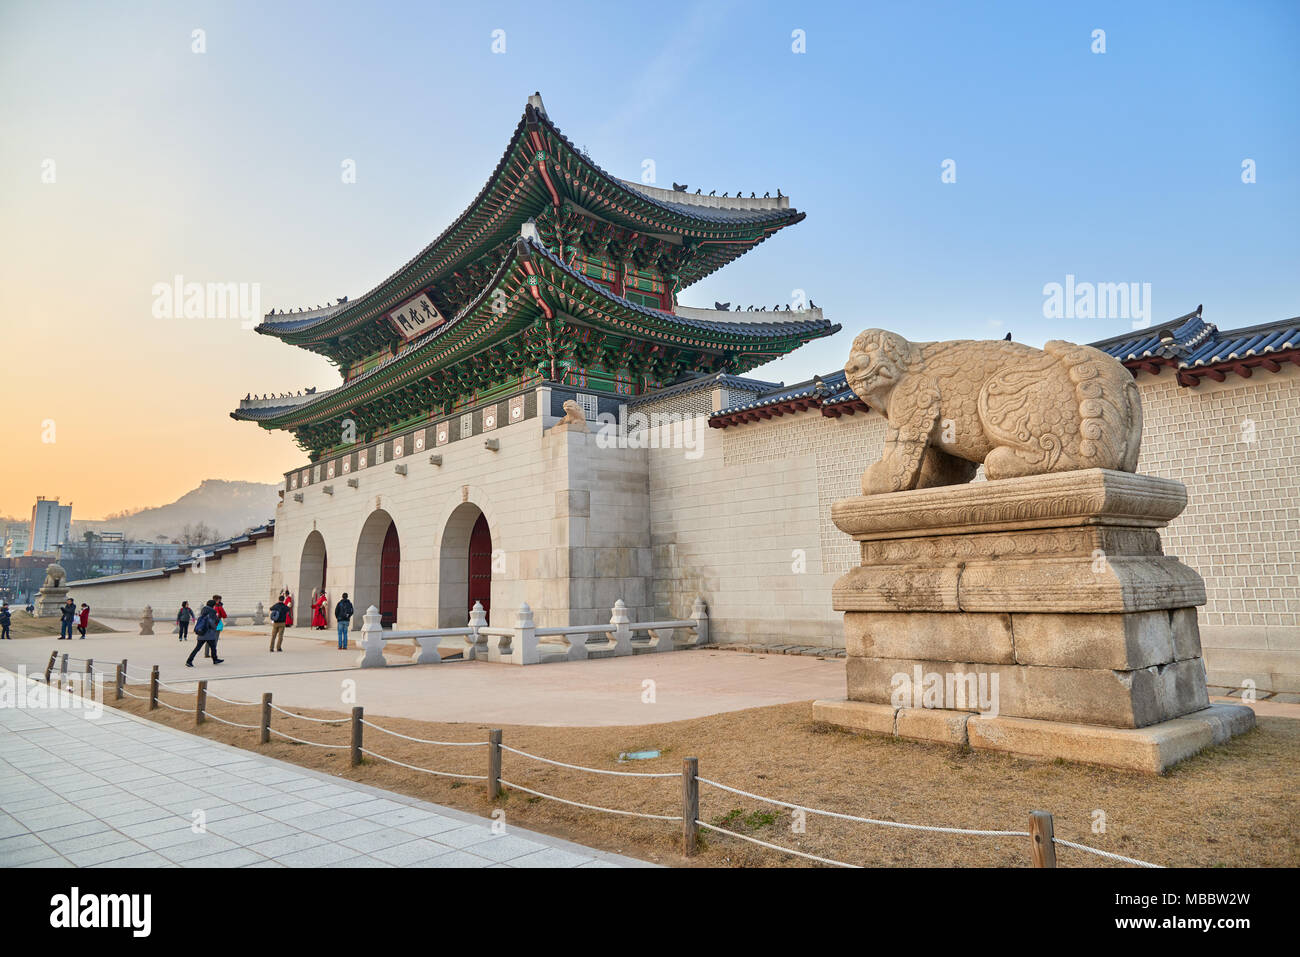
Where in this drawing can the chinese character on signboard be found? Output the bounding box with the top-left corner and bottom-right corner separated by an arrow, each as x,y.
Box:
386,293 -> 444,340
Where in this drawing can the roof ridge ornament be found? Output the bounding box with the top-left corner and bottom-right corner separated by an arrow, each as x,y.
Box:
527,91 -> 547,118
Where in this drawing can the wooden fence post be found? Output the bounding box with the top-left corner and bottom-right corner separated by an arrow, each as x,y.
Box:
44,651 -> 57,684
683,757 -> 699,857
487,729 -> 502,799
85,659 -> 93,682
196,680 -> 207,724
114,663 -> 124,701
148,665 -> 159,710
260,693 -> 272,744
59,654 -> 69,687
351,707 -> 363,766
1030,810 -> 1057,868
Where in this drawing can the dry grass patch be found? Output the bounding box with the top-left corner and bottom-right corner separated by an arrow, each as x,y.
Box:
109,682 -> 1300,868
6,611 -> 114,639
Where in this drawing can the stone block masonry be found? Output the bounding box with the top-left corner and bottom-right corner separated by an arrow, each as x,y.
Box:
814,468 -> 1254,772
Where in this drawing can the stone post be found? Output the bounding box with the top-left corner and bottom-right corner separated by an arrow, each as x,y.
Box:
690,597 -> 710,646
357,605 -> 386,668
253,602 -> 266,625
515,602 -> 538,666
467,601 -> 488,660
139,606 -> 155,636
610,599 -> 633,656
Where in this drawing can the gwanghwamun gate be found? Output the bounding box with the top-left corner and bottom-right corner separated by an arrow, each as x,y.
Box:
71,94 -> 1299,696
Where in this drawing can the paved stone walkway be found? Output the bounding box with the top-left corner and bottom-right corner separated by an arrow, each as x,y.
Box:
0,672 -> 649,868
0,628 -> 846,726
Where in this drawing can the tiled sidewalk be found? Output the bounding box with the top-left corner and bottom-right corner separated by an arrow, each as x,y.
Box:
0,674 -> 650,869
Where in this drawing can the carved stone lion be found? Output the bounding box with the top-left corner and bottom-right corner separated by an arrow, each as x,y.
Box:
845,329 -> 1142,495
42,562 -> 67,589
551,398 -> 589,433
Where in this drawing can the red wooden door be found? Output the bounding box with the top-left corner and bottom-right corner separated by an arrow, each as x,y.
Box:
468,513 -> 491,622
379,522 -> 400,626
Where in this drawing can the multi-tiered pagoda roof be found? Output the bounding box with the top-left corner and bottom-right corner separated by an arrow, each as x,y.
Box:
233,93 -> 837,457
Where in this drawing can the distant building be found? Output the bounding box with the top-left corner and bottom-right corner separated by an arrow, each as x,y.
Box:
94,535 -> 191,573
29,497 -> 72,554
3,522 -> 29,558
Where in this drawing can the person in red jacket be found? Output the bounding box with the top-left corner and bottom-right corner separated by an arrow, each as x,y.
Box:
77,603 -> 90,639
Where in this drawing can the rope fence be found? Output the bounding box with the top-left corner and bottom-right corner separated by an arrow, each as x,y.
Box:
497,778 -> 682,821
358,747 -> 488,781
104,658 -> 1163,868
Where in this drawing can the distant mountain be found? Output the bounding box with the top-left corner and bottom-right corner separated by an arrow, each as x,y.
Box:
72,480 -> 279,543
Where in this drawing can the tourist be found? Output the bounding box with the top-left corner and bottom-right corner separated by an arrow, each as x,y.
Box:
334,593 -> 353,650
312,589 -> 328,630
0,602 -> 11,639
186,600 -> 223,666
205,594 -> 227,659
176,601 -> 194,641
59,598 -> 76,640
77,603 -> 90,639
284,589 -> 294,627
268,592 -> 288,652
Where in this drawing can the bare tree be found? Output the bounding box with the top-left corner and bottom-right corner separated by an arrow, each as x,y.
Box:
179,522 -> 220,547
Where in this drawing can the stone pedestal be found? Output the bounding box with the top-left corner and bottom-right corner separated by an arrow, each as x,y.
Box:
34,587 -> 69,619
813,469 -> 1255,773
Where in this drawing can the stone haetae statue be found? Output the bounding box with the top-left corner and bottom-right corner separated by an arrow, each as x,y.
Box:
43,562 -> 67,589
845,329 -> 1142,495
817,326 -> 1253,773
34,561 -> 70,618
551,399 -> 589,433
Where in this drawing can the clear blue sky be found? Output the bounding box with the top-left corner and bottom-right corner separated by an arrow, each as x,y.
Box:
0,0 -> 1296,511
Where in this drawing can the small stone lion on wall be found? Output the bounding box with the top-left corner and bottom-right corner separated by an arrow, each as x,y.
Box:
845,329 -> 1142,495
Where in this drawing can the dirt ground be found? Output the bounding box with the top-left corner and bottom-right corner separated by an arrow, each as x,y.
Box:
5,611 -> 114,640
95,676 -> 1300,869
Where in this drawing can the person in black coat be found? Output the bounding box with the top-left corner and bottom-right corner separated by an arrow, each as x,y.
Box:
59,599 -> 76,640
333,593 -> 354,650
0,603 -> 11,640
176,601 -> 194,641
185,601 -> 224,666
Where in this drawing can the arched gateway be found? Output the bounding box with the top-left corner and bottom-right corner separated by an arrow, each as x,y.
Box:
298,530 -> 326,628
439,502 -> 491,626
355,510 -> 400,627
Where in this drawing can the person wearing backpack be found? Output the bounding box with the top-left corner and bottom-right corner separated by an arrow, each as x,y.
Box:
269,592 -> 288,652
186,601 -> 223,666
202,594 -> 227,659
176,601 -> 194,641
333,593 -> 354,650
0,603 -> 11,640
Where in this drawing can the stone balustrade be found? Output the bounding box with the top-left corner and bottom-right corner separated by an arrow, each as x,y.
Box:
356,597 -> 708,668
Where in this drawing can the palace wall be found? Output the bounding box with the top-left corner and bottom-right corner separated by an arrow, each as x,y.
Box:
1129,365 -> 1300,692
64,536 -> 274,621
269,409 -> 655,632
647,413 -> 884,646
647,367 -> 1299,691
